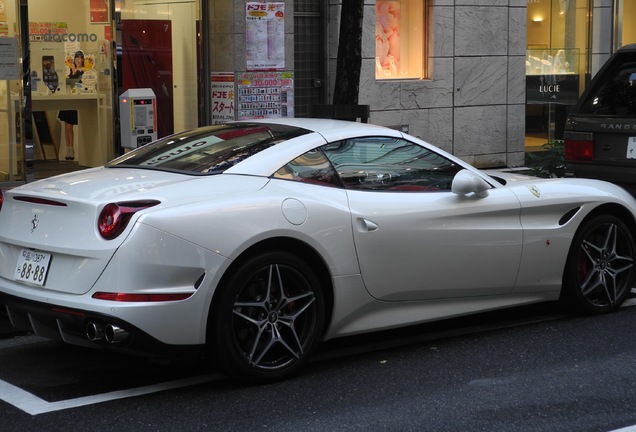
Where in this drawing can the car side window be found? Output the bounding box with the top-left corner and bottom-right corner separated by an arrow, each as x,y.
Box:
273,149 -> 342,187
321,137 -> 461,192
579,54 -> 636,116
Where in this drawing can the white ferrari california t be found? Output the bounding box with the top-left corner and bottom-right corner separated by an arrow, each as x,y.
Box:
0,118 -> 635,383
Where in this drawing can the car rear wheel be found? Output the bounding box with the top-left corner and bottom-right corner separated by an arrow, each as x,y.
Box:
212,251 -> 324,383
563,215 -> 636,314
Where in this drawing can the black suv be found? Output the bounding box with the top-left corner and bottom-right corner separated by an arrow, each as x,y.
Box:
564,43 -> 636,194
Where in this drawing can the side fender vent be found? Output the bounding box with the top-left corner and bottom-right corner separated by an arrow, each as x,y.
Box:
559,207 -> 581,226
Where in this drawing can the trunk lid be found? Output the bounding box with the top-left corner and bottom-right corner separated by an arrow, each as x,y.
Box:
0,167 -> 266,295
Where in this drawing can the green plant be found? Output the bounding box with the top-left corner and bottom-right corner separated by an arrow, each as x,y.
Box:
526,139 -> 567,178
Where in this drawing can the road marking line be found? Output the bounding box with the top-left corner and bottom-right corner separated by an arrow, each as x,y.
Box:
0,373 -> 221,415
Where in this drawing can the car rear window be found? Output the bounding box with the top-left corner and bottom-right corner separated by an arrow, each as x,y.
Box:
107,123 -> 310,174
577,52 -> 636,116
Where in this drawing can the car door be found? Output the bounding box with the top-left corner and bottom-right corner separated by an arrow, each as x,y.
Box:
322,137 -> 524,302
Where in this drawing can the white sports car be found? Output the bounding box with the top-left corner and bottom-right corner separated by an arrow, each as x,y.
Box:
0,118 -> 635,383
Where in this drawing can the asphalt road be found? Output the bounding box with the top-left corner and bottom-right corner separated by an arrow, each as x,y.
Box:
2,302 -> 636,431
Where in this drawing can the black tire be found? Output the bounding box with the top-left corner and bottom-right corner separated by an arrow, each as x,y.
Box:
212,251 -> 325,383
562,215 -> 636,314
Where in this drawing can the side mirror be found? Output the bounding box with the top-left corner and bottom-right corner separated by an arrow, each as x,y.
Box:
451,169 -> 491,198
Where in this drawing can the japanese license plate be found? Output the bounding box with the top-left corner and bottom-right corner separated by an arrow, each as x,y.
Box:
15,249 -> 51,286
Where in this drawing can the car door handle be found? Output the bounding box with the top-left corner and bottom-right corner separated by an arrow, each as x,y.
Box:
357,218 -> 379,232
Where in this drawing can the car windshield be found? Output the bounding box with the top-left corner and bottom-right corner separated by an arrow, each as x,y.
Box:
107,123 -> 310,174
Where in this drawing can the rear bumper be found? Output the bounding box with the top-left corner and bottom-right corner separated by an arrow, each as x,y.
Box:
0,292 -> 205,360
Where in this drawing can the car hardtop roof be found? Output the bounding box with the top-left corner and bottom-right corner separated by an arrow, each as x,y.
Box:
232,117 -> 395,134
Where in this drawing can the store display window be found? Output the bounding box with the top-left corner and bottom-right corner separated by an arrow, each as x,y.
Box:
27,0 -> 114,169
525,0 -> 589,147
375,0 -> 426,80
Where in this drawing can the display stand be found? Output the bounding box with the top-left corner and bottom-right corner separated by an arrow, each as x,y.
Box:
31,93 -> 106,167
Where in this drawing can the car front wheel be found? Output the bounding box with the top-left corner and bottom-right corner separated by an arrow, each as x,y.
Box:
563,215 -> 636,314
212,251 -> 325,383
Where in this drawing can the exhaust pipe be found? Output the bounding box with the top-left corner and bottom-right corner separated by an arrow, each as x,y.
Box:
86,322 -> 104,341
105,324 -> 129,344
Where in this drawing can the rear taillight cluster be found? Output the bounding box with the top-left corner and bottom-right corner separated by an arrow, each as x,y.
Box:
98,200 -> 160,239
564,136 -> 594,161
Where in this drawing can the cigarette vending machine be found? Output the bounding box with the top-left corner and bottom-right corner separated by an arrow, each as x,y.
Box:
119,88 -> 157,149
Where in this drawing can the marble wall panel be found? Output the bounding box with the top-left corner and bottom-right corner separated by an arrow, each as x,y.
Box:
359,59 -> 402,110
507,103 -> 526,156
454,56 -> 508,107
455,6 -> 508,56
432,4 -> 454,58
508,6 -> 527,56
454,0 -> 507,5
454,105 -> 507,157
416,107 -> 454,152
473,153 -> 507,168
507,55 -> 526,105
401,57 -> 454,109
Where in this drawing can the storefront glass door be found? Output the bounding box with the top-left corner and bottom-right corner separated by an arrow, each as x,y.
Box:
618,0 -> 636,47
117,0 -> 201,138
25,0 -> 115,180
525,0 -> 590,150
0,0 -> 26,186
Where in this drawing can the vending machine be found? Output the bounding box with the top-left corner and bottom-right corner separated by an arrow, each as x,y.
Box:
119,88 -> 157,149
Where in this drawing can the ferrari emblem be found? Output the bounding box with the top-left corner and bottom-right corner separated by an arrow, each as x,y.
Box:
528,185 -> 541,198
31,214 -> 39,233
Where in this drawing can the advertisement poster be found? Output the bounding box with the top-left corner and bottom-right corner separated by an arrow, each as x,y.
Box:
0,0 -> 6,34
237,71 -> 293,120
90,0 -> 109,24
29,22 -> 68,42
376,1 -> 401,78
210,73 -> 236,123
0,37 -> 19,80
245,2 -> 285,71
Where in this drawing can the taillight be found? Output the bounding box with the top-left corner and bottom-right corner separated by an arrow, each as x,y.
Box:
564,138 -> 594,161
92,292 -> 193,302
98,200 -> 160,239
0,190 -> 4,211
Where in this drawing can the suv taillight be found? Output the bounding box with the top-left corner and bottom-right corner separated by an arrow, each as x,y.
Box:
98,200 -> 160,239
565,138 -> 594,161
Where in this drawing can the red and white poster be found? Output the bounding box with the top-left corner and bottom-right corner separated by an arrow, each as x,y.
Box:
210,73 -> 236,123
90,0 -> 109,24
245,2 -> 285,71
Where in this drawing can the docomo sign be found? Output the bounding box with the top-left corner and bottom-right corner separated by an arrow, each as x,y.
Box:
29,22 -> 99,42
33,32 -> 99,42
247,3 -> 276,11
246,2 -> 284,17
